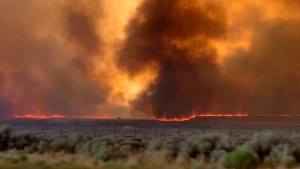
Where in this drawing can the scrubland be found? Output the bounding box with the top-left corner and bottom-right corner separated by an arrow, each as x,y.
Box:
1,125 -> 300,169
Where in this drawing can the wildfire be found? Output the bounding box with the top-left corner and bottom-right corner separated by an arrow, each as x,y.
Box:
158,114 -> 197,122
198,113 -> 249,117
14,114 -> 113,119
158,113 -> 249,122
14,113 -> 290,121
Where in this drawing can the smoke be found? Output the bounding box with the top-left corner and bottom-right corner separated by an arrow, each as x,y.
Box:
118,0 -> 227,118
0,0 -> 300,119
118,0 -> 300,118
0,0 -> 109,117
215,20 -> 300,115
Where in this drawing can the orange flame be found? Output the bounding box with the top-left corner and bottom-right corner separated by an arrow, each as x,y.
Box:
158,113 -> 249,122
158,114 -> 197,122
14,114 -> 63,119
198,113 -> 249,117
14,114 -> 113,119
14,113 -> 290,121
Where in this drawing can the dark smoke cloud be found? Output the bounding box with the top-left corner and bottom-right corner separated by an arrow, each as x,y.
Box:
118,0 -> 227,118
119,0 -> 300,118
0,0 -> 109,118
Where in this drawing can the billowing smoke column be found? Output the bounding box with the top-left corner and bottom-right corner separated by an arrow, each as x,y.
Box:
118,0 -> 226,118
0,0 -> 300,119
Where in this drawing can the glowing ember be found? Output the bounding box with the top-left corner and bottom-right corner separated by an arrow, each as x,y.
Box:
14,114 -> 113,119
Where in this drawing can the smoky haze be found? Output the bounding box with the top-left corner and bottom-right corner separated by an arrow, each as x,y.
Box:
0,0 -> 109,118
0,0 -> 299,119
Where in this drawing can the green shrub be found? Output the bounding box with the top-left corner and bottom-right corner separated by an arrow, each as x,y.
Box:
223,150 -> 258,169
16,154 -> 28,162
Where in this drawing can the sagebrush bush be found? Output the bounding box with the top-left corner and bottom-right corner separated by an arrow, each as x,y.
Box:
146,137 -> 183,158
49,133 -> 84,153
180,133 -> 234,160
223,150 -> 258,169
9,133 -> 40,152
79,137 -> 116,161
0,125 -> 12,150
37,140 -> 50,154
147,139 -> 165,152
4,125 -> 300,167
267,143 -> 295,167
240,132 -> 292,161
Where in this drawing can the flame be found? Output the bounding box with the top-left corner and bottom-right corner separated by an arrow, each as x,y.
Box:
158,114 -> 197,122
14,114 -> 62,119
198,113 -> 249,117
158,113 -> 249,122
14,114 -> 113,119
14,113 -> 291,121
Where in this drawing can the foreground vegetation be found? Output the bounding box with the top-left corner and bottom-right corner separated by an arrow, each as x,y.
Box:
1,125 -> 300,169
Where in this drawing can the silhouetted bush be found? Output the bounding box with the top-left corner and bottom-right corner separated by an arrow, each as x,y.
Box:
0,125 -> 12,150
9,133 -> 40,152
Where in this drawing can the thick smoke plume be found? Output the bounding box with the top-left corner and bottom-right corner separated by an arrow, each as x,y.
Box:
119,0 -> 300,118
0,0 -> 300,119
118,0 -> 227,118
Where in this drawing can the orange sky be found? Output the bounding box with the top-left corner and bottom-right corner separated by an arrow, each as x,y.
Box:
0,0 -> 299,119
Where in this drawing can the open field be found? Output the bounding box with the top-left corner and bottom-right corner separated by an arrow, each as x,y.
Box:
1,117 -> 300,168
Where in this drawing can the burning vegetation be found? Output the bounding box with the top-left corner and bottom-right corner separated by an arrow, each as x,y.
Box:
0,0 -> 299,119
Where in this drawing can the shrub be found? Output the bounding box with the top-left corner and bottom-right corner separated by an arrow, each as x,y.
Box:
37,140 -> 50,153
79,137 -> 115,161
241,132 -> 292,161
16,153 -> 28,162
0,125 -> 12,150
180,133 -> 234,160
147,137 -> 183,158
147,139 -> 165,152
49,133 -> 84,153
223,150 -> 258,169
9,133 -> 40,151
267,143 -> 295,167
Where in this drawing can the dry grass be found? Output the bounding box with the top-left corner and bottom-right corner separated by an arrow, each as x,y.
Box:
0,151 -> 300,169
